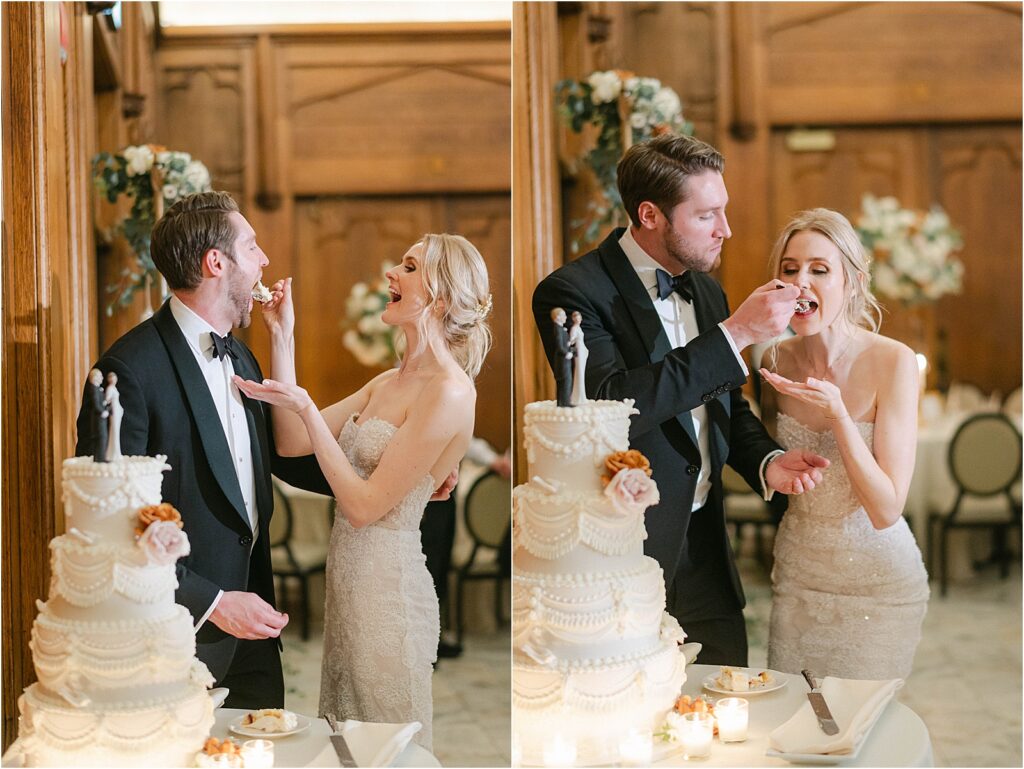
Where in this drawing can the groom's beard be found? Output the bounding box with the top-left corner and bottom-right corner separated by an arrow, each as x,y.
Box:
226,256 -> 253,329
662,220 -> 721,274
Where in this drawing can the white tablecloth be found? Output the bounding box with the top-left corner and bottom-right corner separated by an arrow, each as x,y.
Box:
213,708 -> 439,767
651,665 -> 932,767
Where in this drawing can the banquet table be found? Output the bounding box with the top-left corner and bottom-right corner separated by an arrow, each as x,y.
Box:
212,708 -> 440,767
649,664 -> 933,767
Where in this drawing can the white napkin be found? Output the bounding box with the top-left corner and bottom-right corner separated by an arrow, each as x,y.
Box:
337,719 -> 422,767
769,677 -> 902,756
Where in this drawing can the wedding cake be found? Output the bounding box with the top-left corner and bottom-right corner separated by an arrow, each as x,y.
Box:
16,455 -> 215,767
512,399 -> 687,766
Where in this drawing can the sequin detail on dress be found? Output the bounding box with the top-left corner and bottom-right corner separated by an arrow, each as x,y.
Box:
767,413 -> 929,680
318,415 -> 439,750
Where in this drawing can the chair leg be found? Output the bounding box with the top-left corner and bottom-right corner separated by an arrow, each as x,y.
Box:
300,575 -> 311,642
455,571 -> 466,648
940,525 -> 949,597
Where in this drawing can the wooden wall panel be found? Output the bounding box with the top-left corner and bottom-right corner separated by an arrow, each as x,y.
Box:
2,1 -> 95,749
764,2 -> 1022,125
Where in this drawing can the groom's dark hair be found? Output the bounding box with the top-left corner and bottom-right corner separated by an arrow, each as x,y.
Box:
151,191 -> 240,290
617,134 -> 724,227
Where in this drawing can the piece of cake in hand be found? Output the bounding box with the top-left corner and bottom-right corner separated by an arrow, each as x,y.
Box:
251,280 -> 273,303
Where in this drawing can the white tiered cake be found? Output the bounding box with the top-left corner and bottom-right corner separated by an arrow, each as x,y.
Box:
16,455 -> 215,767
512,399 -> 687,766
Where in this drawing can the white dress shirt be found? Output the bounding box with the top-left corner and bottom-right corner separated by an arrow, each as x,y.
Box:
169,296 -> 258,629
618,228 -> 776,509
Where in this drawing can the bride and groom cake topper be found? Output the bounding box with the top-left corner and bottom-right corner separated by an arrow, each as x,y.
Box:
549,307 -> 589,407
84,368 -> 123,463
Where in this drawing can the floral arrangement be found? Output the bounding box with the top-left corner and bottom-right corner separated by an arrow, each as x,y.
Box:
656,695 -> 718,742
856,194 -> 965,306
93,145 -> 212,314
602,449 -> 658,515
135,503 -> 189,566
342,263 -> 402,368
556,70 -> 693,249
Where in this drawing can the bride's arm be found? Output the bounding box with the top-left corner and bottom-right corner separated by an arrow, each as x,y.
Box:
260,278 -> 387,456
235,374 -> 474,527
762,342 -> 918,529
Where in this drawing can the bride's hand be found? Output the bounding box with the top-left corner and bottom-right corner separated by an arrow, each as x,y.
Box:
259,277 -> 295,339
232,375 -> 314,415
759,368 -> 849,420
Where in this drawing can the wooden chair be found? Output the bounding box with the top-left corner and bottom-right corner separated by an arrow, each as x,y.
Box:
927,413 -> 1022,596
454,470 -> 511,645
270,479 -> 332,640
722,464 -> 776,572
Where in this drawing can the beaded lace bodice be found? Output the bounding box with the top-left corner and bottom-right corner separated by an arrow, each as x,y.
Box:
319,413 -> 439,751
336,415 -> 434,531
768,412 -> 929,680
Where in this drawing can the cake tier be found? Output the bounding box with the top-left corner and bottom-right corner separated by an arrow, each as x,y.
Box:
31,602 -> 206,700
523,400 -> 635,491
47,534 -> 177,619
513,637 -> 687,766
513,484 -> 646,565
62,455 -> 170,545
513,557 -> 675,663
17,680 -> 214,768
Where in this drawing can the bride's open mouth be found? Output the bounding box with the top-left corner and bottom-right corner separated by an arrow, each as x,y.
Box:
794,298 -> 818,317
388,287 -> 402,305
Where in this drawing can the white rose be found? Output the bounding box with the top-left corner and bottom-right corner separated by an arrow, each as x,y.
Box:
604,468 -> 660,515
184,160 -> 210,189
630,112 -> 648,129
663,710 -> 686,742
653,87 -> 681,119
123,145 -> 154,177
138,520 -> 190,565
162,184 -> 179,201
156,151 -> 172,166
587,70 -> 621,104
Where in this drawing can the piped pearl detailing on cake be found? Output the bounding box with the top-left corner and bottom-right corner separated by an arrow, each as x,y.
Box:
62,456 -> 168,516
49,537 -> 178,607
523,400 -> 635,466
513,486 -> 646,559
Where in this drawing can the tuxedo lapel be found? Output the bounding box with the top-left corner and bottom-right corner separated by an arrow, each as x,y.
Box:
153,302 -> 251,529
598,231 -> 699,451
689,275 -> 732,465
232,352 -> 273,525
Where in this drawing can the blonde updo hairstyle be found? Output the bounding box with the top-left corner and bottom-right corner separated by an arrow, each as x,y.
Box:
767,208 -> 882,333
409,233 -> 493,381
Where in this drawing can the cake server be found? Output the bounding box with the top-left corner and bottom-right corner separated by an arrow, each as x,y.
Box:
330,733 -> 359,767
801,669 -> 839,736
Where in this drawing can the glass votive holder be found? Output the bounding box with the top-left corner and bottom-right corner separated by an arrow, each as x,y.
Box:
715,697 -> 749,743
542,733 -> 577,767
241,739 -> 274,768
679,711 -> 713,760
618,727 -> 654,767
208,755 -> 235,769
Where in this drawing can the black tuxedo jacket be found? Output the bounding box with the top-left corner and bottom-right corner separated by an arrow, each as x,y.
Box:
533,229 -> 784,620
74,300 -> 331,681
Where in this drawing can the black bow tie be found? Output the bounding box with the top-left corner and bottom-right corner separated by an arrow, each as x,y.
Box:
655,269 -> 695,303
210,331 -> 239,361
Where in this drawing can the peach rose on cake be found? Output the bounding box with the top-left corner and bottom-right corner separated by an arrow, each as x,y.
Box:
135,502 -> 183,536
603,467 -> 659,515
138,520 -> 190,566
601,449 -> 652,486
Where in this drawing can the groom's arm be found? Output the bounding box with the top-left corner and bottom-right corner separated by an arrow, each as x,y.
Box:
533,272 -> 746,438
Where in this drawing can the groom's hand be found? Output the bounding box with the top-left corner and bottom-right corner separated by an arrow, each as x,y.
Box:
765,448 -> 830,495
430,468 -> 459,501
210,591 -> 289,640
722,280 -> 800,350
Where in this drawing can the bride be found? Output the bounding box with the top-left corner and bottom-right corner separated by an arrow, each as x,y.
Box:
233,234 -> 492,750
759,209 -> 928,680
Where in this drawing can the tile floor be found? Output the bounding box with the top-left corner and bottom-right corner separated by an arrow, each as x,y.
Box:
281,620 -> 510,768
737,530 -> 1022,768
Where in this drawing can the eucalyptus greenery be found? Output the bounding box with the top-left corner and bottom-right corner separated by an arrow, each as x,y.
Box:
92,145 -> 211,314
556,70 -> 692,251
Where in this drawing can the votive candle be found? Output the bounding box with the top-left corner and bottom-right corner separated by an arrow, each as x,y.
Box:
241,739 -> 274,768
542,733 -> 577,767
679,711 -> 713,759
715,697 -> 749,743
618,728 -> 653,766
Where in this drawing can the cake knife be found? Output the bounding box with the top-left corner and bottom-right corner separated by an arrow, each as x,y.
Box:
801,669 -> 840,736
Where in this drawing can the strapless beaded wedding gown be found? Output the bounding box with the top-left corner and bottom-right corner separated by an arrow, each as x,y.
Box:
319,415 -> 439,750
768,413 -> 929,680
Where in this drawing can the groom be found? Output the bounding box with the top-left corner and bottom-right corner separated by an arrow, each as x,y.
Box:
533,134 -> 828,665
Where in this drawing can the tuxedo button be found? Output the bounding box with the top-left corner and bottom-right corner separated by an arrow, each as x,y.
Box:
701,394 -> 711,403
686,465 -> 698,476
239,535 -> 252,546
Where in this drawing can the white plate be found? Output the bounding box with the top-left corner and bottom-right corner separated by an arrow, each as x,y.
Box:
229,713 -> 310,738
702,668 -> 787,696
764,737 -> 865,765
